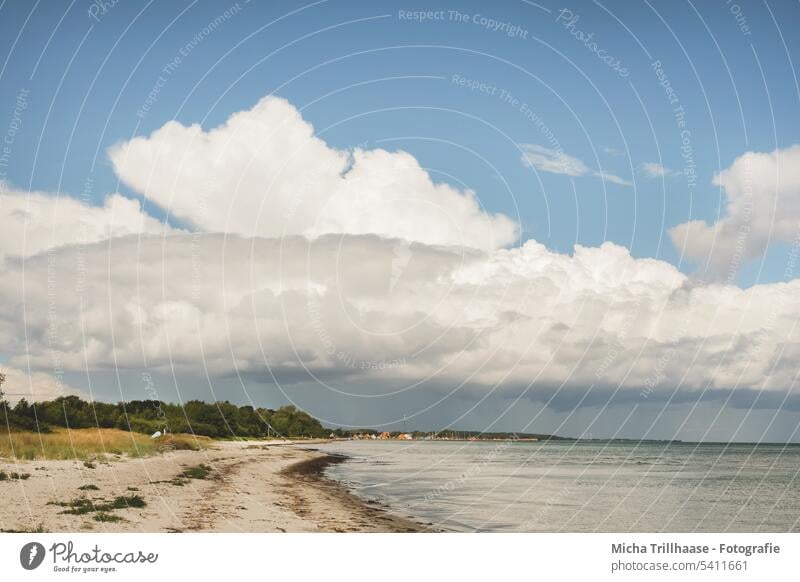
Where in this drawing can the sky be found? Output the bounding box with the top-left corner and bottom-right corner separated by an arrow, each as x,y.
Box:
1,0 -> 800,441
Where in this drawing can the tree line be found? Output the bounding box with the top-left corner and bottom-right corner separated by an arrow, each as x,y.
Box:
0,375 -> 327,439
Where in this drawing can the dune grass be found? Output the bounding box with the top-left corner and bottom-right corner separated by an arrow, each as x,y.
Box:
162,462 -> 214,485
0,428 -> 211,461
179,463 -> 213,480
48,494 -> 146,527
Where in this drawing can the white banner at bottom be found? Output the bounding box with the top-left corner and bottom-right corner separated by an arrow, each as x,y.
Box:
1,533 -> 796,581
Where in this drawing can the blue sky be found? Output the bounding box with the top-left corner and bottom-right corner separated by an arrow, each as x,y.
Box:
2,0 -> 798,283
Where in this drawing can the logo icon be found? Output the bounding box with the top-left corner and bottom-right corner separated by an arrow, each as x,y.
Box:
20,542 -> 45,570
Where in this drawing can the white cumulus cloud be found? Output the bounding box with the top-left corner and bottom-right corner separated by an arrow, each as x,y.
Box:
2,233 -> 799,400
0,186 -> 174,263
109,96 -> 517,252
669,145 -> 800,274
4,97 -> 800,412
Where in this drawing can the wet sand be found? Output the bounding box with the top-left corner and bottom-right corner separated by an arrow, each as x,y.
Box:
0,441 -> 425,533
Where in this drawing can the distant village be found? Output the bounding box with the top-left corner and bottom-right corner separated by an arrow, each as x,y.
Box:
348,432 -> 417,441
329,429 -> 565,441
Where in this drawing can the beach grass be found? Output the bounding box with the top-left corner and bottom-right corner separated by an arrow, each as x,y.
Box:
179,463 -> 212,480
0,471 -> 31,480
155,462 -> 215,486
94,512 -> 124,523
51,494 -> 147,516
0,428 -> 211,461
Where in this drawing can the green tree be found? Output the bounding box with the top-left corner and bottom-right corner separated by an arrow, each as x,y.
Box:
1,390 -> 329,440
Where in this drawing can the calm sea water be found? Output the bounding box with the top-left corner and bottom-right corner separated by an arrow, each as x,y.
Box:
315,440 -> 800,532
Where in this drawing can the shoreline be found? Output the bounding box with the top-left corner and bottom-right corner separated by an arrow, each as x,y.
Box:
0,441 -> 427,533
282,450 -> 427,532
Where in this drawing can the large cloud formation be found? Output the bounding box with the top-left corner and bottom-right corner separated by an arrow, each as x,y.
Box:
110,96 -> 517,252
3,232 -> 799,401
670,145 -> 800,275
3,97 -> 800,410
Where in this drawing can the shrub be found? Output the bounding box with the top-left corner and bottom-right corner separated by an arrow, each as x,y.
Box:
109,495 -> 146,509
178,464 -> 212,480
94,513 -> 123,523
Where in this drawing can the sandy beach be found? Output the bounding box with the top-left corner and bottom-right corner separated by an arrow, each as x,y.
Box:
0,441 -> 424,533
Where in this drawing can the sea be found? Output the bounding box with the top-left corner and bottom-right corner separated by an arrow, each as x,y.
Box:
315,440 -> 800,532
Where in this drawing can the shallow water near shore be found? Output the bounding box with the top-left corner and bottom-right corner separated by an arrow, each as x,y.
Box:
316,440 -> 800,532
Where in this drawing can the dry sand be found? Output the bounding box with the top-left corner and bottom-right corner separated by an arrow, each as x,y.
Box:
0,441 -> 425,532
